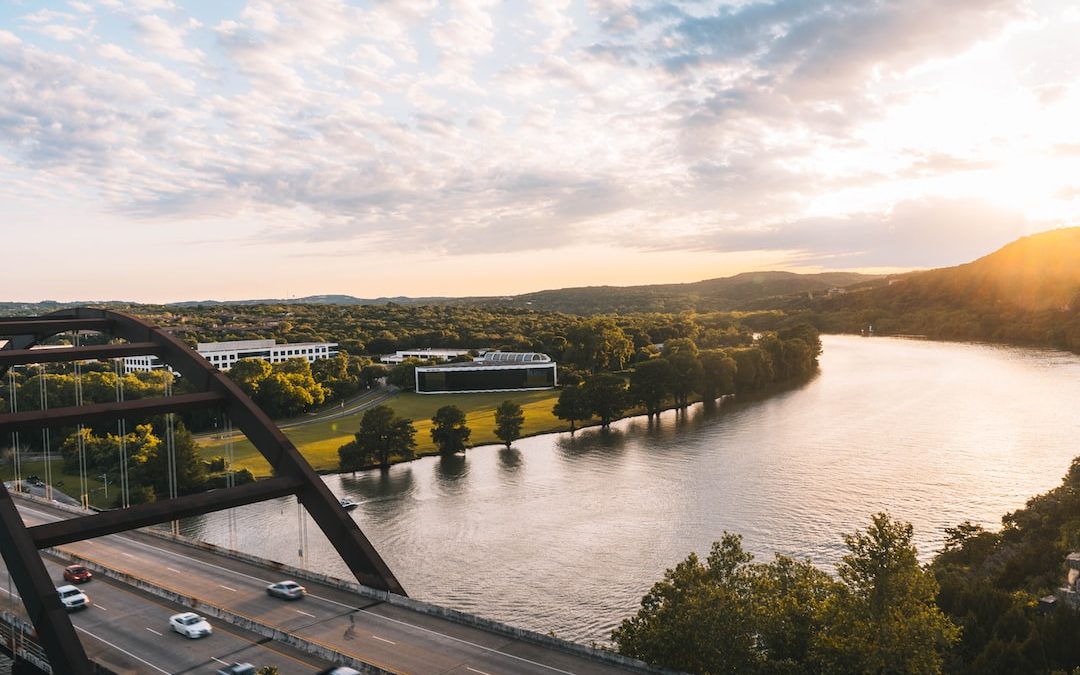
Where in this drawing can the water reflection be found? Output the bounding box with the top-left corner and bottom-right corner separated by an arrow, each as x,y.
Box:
497,447 -> 522,472
556,425 -> 627,458
339,466 -> 415,502
435,454 -> 469,488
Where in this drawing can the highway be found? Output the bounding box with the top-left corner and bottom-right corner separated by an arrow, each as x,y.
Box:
0,556 -> 330,674
15,500 -> 645,675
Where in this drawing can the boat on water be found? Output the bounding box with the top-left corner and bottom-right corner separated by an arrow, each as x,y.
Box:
338,497 -> 360,510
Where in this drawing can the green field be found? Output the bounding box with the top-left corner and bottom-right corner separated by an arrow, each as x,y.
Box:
197,389 -> 570,475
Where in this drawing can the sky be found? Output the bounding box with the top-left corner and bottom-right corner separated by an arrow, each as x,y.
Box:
2,0 -> 1079,303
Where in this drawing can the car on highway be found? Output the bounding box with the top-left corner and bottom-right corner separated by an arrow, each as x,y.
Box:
216,663 -> 256,675
169,612 -> 212,638
63,564 -> 93,584
57,585 -> 89,611
316,668 -> 361,675
266,580 -> 306,600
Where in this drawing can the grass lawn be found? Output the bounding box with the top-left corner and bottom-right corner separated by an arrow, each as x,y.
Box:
197,389 -> 569,476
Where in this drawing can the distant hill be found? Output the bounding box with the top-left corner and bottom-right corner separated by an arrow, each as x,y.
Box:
480,271 -> 877,314
811,227 -> 1080,351
168,294 -> 457,307
151,271 -> 880,314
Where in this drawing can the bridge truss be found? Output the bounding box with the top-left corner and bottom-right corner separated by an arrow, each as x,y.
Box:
0,308 -> 405,674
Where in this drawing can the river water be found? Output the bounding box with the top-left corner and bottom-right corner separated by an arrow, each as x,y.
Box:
177,336 -> 1080,644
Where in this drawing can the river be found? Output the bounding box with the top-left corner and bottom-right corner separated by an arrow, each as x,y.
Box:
176,335 -> 1080,644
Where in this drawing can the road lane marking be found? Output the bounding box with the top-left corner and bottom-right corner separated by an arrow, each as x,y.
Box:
121,552 -> 135,558
212,656 -> 229,665
467,668 -> 493,675
166,567 -> 182,574
22,503 -> 577,674
371,635 -> 396,645
295,609 -> 316,618
75,626 -> 169,674
144,627 -> 162,636
356,608 -> 578,675
219,584 -> 237,592
94,604 -> 107,611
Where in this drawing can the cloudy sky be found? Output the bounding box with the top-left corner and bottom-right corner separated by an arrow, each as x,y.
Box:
2,0 -> 1078,302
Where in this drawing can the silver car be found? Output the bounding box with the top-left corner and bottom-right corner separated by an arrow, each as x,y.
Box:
266,580 -> 306,600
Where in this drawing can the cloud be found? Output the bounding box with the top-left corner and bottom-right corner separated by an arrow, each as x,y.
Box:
0,0 -> 1062,287
131,14 -> 205,65
679,197 -> 1028,268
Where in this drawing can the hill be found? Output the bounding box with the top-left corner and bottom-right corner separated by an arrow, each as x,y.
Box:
472,271 -> 876,314
810,227 -> 1080,351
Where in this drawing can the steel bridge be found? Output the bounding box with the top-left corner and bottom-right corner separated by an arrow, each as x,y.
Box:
0,308 -> 405,674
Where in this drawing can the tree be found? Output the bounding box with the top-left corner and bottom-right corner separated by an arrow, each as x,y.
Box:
494,400 -> 525,448
815,513 -> 959,674
582,372 -> 629,427
564,318 -> 634,372
699,349 -> 737,402
387,358 -> 421,391
227,358 -> 272,398
612,534 -> 760,674
338,405 -> 416,472
553,385 -> 591,432
430,405 -> 470,455
135,420 -> 207,497
360,363 -> 389,388
666,351 -> 703,408
629,358 -> 674,417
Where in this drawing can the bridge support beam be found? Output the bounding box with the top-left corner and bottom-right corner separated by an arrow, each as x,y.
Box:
0,308 -> 406,673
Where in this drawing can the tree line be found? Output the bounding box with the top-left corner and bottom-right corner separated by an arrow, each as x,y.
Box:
337,400 -> 524,472
553,324 -> 822,430
616,455 -> 1080,674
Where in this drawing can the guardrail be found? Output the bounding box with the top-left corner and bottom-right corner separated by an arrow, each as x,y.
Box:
0,611 -> 52,674
19,490 -> 679,675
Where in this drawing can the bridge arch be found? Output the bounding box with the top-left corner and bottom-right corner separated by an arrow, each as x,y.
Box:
0,308 -> 404,674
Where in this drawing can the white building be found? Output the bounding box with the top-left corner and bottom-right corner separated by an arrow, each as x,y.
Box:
379,348 -> 472,365
124,339 -> 338,374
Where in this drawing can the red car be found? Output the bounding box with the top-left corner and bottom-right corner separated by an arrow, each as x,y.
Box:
63,565 -> 92,584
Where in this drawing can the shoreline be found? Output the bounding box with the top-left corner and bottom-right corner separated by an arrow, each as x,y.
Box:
319,374 -> 818,477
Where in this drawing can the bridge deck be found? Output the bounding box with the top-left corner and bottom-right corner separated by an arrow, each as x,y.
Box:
18,497 -> 661,675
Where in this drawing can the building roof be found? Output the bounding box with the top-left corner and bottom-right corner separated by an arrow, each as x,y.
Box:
418,352 -> 554,371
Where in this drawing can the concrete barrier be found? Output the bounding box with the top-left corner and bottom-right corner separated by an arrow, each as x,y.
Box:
42,547 -> 393,675
21,491 -> 678,674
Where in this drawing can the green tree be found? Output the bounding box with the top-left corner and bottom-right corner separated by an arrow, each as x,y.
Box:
553,385 -> 591,432
494,400 -> 525,448
387,358 -> 421,391
360,363 -> 389,388
338,405 -> 416,472
430,405 -> 471,455
667,351 -> 703,408
227,358 -> 272,398
135,420 -> 207,498
612,534 -> 760,674
816,513 -> 959,674
582,372 -> 629,428
699,349 -> 737,402
629,358 -> 674,417
565,318 -> 634,372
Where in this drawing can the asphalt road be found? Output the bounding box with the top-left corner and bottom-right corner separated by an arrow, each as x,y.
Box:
0,557 -> 330,674
16,501 -> 641,675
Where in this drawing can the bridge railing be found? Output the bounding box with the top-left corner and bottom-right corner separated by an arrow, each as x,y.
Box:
0,611 -> 51,674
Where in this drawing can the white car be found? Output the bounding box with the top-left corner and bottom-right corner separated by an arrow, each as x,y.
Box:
266,580 -> 306,600
169,612 -> 212,638
57,585 -> 89,611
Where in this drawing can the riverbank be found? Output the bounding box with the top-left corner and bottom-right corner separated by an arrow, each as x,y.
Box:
197,372 -> 818,477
